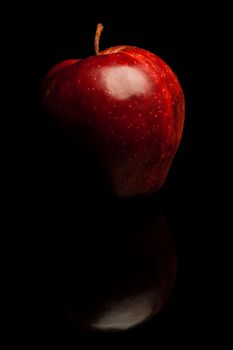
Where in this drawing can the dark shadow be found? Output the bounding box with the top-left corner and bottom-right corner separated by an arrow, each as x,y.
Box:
44,116 -> 114,207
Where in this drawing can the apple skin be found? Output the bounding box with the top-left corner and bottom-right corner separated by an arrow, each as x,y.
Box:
42,46 -> 184,197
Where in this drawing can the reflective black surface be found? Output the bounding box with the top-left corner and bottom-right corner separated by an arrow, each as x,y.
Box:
55,210 -> 177,331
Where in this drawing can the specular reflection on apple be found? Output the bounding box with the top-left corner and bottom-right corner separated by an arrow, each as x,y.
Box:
55,209 -> 177,332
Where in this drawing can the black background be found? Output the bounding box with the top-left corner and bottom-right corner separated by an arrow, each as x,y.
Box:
12,1 -> 228,347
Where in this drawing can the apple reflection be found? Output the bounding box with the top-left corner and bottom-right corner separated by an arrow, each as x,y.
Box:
56,208 -> 177,332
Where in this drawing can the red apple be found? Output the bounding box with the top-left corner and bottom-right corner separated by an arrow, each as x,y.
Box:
42,24 -> 185,197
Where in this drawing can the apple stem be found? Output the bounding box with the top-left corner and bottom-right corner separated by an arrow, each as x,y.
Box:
95,23 -> 104,55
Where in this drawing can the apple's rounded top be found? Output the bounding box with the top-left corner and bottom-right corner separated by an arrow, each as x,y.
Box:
94,23 -> 134,56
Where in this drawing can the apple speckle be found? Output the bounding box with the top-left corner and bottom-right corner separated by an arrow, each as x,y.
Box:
42,43 -> 184,197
